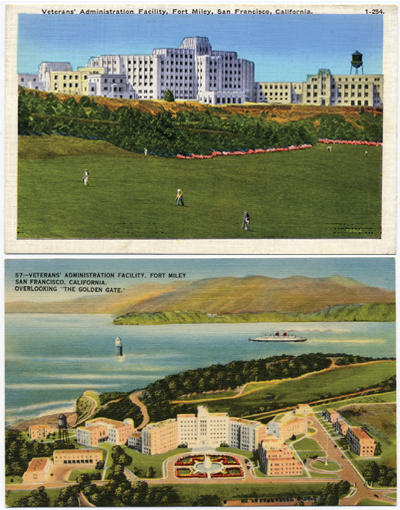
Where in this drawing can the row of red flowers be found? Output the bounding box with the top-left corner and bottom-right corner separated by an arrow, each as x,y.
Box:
175,468 -> 207,478
211,468 -> 243,479
176,144 -> 313,160
175,455 -> 205,466
209,455 -> 239,465
318,138 -> 382,147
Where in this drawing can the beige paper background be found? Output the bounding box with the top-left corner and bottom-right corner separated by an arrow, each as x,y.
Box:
4,3 -> 397,254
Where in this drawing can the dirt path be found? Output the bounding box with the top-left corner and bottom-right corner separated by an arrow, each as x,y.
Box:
75,391 -> 100,426
130,391 -> 150,430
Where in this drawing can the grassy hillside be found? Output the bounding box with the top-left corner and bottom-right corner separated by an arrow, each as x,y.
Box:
194,361 -> 396,418
113,304 -> 395,325
18,135 -> 381,239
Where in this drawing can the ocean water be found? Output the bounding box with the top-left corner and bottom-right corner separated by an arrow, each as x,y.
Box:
5,314 -> 396,424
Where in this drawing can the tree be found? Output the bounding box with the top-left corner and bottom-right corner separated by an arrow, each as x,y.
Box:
95,459 -> 105,469
164,89 -> 175,102
363,461 -> 379,486
146,466 -> 155,478
374,442 -> 382,456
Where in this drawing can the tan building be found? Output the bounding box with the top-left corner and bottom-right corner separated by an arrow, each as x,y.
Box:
49,67 -> 106,95
53,449 -> 102,466
295,404 -> 313,415
346,427 -> 376,457
76,418 -> 134,447
334,417 -> 350,437
141,419 -> 178,455
28,424 -> 54,441
22,458 -> 53,483
76,424 -> 108,447
256,82 -> 302,104
257,69 -> 383,107
267,412 -> 307,441
323,408 -> 340,424
258,440 -> 303,476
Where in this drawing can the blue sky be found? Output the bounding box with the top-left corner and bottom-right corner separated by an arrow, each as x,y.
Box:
18,14 -> 383,81
5,258 -> 395,303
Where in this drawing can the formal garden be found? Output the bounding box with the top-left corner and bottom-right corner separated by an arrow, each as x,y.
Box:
175,454 -> 243,479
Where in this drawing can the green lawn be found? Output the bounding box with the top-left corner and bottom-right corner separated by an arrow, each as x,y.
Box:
162,482 -> 328,505
5,476 -> 22,484
205,362 -> 395,418
18,135 -> 381,239
311,460 -> 341,471
298,450 -> 325,462
385,493 -> 397,499
294,438 -> 321,451
309,471 -> 340,479
67,468 -> 102,481
357,499 -> 395,506
122,446 -> 190,478
215,447 -> 257,462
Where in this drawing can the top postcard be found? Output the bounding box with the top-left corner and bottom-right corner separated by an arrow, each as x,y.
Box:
4,3 -> 397,253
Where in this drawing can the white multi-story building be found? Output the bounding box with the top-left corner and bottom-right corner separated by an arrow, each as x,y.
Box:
18,46 -> 383,108
87,73 -> 137,99
178,406 -> 230,448
87,36 -> 255,104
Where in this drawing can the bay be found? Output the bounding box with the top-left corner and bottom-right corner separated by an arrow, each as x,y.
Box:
5,314 -> 395,424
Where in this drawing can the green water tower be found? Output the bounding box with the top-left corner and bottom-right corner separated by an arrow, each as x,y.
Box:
350,51 -> 363,74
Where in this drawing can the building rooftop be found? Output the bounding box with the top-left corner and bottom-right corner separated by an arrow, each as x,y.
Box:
54,449 -> 101,455
26,458 -> 51,472
29,424 -> 52,430
350,427 -> 374,441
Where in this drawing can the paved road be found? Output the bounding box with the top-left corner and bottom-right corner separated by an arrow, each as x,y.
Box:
308,415 -> 391,505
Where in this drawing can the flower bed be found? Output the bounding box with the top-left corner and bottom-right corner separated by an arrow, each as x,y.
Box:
177,144 -> 313,159
318,138 -> 382,147
175,455 -> 204,466
209,455 -> 239,466
175,468 -> 207,479
211,466 -> 243,478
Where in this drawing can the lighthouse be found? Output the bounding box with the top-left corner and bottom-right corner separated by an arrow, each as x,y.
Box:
115,337 -> 123,356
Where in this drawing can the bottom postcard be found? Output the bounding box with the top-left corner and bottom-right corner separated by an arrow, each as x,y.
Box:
5,258 -> 396,506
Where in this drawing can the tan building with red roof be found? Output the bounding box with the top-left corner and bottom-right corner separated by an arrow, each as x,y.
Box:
346,427 -> 376,457
22,458 -> 53,483
28,424 -> 54,441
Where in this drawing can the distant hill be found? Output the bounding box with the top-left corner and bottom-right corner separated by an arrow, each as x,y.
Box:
6,275 -> 394,317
